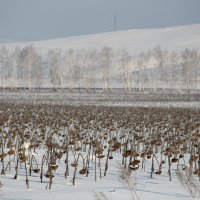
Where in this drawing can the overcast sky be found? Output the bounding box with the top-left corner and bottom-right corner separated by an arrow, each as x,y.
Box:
0,0 -> 200,41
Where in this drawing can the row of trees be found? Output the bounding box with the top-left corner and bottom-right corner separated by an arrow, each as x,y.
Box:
0,45 -> 199,92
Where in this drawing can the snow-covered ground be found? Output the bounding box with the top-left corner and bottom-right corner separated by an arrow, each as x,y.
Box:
0,91 -> 199,108
0,23 -> 200,200
0,99 -> 200,200
0,148 -> 198,200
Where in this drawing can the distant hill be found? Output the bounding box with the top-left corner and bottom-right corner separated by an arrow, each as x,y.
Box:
1,24 -> 200,53
0,24 -> 200,91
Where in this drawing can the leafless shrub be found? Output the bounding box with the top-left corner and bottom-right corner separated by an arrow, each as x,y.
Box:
176,168 -> 200,199
118,164 -> 140,200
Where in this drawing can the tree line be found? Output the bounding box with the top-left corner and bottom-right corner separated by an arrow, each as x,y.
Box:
0,45 -> 199,92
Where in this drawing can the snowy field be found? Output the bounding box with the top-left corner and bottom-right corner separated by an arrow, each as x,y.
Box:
0,99 -> 200,200
1,3 -> 200,200
1,150 -> 199,200
0,91 -> 200,108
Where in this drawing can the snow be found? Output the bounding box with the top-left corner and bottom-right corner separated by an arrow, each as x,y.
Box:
0,91 -> 200,108
0,23 -> 200,200
1,24 -> 200,53
0,24 -> 200,90
0,149 -> 197,200
0,98 -> 199,200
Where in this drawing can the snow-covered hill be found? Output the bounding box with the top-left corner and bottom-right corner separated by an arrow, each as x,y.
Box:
1,23 -> 200,53
0,24 -> 200,90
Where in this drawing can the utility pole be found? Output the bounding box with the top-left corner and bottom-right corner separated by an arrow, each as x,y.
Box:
114,13 -> 117,31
